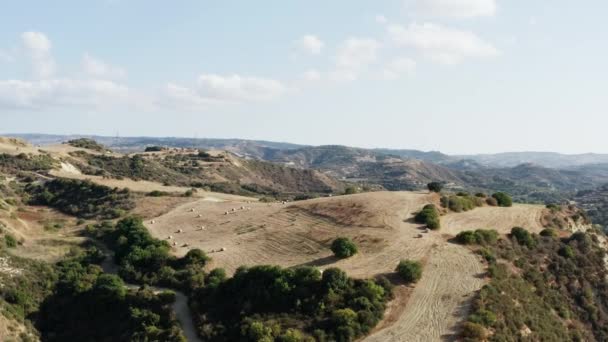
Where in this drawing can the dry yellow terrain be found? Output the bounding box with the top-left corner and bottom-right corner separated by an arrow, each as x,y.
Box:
141,191 -> 546,341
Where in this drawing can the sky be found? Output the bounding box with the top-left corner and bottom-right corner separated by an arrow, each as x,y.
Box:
1,0 -> 607,154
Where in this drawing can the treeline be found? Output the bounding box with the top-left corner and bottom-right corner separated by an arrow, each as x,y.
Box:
461,227 -> 608,341
66,138 -> 108,152
26,178 -> 135,219
190,265 -> 393,341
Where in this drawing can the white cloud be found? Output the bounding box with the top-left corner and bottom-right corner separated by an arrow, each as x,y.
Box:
0,79 -> 146,110
21,31 -> 56,78
296,35 -> 324,55
301,69 -> 322,82
381,58 -> 417,80
82,53 -> 126,79
164,74 -> 288,108
335,38 -> 381,69
408,0 -> 496,18
388,23 -> 499,64
375,15 -> 388,24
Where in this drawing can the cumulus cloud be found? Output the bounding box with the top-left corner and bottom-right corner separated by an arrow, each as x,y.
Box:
82,53 -> 126,79
163,74 -> 288,109
408,0 -> 496,18
21,31 -> 56,78
0,79 -> 145,110
375,15 -> 388,24
335,38 -> 381,69
381,58 -> 417,80
388,23 -> 499,64
296,35 -> 324,55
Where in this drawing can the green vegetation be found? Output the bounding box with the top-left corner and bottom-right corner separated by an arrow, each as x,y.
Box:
26,178 -> 134,219
455,229 -> 499,245
441,194 -> 484,213
464,228 -> 608,341
427,182 -> 443,193
4,233 -> 17,247
491,192 -> 513,207
510,227 -> 536,248
190,265 -> 393,341
0,252 -> 57,340
144,146 -> 166,152
414,204 -> 440,230
396,260 -> 423,284
540,228 -> 558,237
147,190 -> 170,197
0,153 -> 56,173
331,237 -> 358,259
86,217 -> 209,291
66,138 -> 108,152
36,249 -> 186,341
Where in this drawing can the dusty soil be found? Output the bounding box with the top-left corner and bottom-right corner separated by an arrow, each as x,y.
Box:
142,191 -> 546,341
441,204 -> 545,236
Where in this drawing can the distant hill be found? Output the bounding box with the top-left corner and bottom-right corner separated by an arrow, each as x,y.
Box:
458,151 -> 608,168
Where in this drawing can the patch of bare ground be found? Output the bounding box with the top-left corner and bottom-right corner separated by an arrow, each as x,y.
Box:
1,205 -> 86,262
441,204 -> 545,236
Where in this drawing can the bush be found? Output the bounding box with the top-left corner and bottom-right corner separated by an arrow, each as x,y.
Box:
461,322 -> 487,340
468,309 -> 497,327
396,260 -> 423,283
540,228 -> 558,238
492,192 -> 513,207
443,195 -> 482,213
414,204 -> 440,230
5,233 -> 17,248
475,193 -> 487,198
510,227 -> 536,248
486,197 -> 498,206
147,190 -> 169,197
427,182 -> 443,193
331,238 -> 358,259
455,230 -> 499,245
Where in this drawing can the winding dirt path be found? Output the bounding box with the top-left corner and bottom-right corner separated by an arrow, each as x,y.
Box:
101,255 -> 202,342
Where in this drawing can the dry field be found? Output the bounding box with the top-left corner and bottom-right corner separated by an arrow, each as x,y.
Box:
142,190 -> 547,341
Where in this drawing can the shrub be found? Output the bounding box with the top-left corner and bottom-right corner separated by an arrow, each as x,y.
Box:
427,182 -> 443,193
444,195 -> 482,213
468,309 -> 497,327
455,230 -> 499,245
147,190 -> 169,197
510,227 -> 536,248
396,260 -> 423,284
475,193 -> 487,198
414,204 -> 440,230
559,246 -> 575,258
344,186 -> 358,195
540,228 -> 558,238
461,322 -> 487,340
331,238 -> 358,259
492,192 -> 513,207
486,197 -> 498,206
5,233 -> 17,248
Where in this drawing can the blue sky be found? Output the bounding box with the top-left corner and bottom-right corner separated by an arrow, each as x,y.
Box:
1,0 -> 607,154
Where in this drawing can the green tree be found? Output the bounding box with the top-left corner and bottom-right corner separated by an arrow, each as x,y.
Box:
331,237 -> 358,259
427,182 -> 444,193
492,192 -> 513,207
